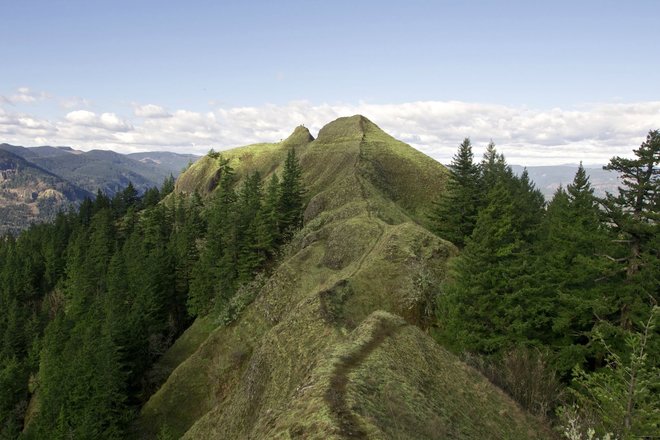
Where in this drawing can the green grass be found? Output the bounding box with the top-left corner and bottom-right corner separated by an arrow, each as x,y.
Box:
347,313 -> 549,439
174,125 -> 313,197
138,115 -> 550,439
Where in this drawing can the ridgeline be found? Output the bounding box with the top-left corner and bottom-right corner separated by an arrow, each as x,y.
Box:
138,116 -> 549,439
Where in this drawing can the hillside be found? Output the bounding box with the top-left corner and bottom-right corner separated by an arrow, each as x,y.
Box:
0,144 -> 199,233
138,116 -> 550,439
127,151 -> 199,176
0,149 -> 91,235
0,143 -> 199,196
28,149 -> 174,196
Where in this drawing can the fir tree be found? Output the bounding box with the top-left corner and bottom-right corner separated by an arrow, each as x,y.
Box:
160,174 -> 175,197
236,172 -> 264,283
529,166 -> 613,374
255,174 -> 281,258
278,148 -> 305,238
438,154 -> 544,354
430,138 -> 481,247
479,140 -> 509,198
600,130 -> 659,329
188,158 -> 236,316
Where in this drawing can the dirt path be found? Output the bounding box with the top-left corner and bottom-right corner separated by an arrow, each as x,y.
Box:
321,136 -> 400,438
324,316 -> 404,439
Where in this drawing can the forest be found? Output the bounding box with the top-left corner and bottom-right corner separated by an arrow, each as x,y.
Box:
430,131 -> 658,438
0,149 -> 305,439
0,129 -> 658,439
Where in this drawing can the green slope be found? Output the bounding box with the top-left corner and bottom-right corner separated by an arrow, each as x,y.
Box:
138,115 -> 550,439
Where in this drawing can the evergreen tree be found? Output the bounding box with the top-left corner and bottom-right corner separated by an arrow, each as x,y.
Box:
142,186 -> 161,208
93,190 -> 111,213
188,158 -> 236,316
160,174 -> 175,197
255,174 -> 281,259
528,166 -> 613,374
438,154 -> 545,354
278,148 -> 305,238
170,194 -> 203,325
568,306 -> 658,439
112,182 -> 139,217
430,138 -> 481,247
33,305 -> 128,439
236,172 -> 264,283
600,130 -> 659,329
479,140 -> 508,199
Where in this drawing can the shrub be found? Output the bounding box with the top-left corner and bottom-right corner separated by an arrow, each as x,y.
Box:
464,346 -> 564,418
216,273 -> 267,326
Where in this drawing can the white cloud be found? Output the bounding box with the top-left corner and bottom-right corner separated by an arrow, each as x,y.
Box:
66,110 -> 97,125
134,104 -> 171,118
60,96 -> 91,109
1,99 -> 659,165
65,110 -> 133,132
99,113 -> 132,131
0,87 -> 50,105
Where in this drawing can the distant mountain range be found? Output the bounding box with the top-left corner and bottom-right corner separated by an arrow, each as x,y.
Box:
0,143 -> 199,234
510,165 -> 619,198
0,140 -> 621,235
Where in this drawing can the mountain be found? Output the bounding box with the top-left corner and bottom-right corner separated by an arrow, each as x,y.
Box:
510,164 -> 618,198
127,151 -> 198,176
0,143 -> 200,196
138,116 -> 550,439
0,149 -> 91,235
0,143 -> 200,233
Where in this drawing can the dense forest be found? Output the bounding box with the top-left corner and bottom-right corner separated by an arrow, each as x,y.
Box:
0,149 -> 305,439
430,131 -> 659,439
0,129 -> 658,439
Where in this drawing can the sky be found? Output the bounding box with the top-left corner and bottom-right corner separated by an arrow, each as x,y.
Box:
1,0 -> 659,165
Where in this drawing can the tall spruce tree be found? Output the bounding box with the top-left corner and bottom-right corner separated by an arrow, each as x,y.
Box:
255,174 -> 281,258
527,166 -> 613,374
188,158 -> 236,316
236,172 -> 264,284
430,138 -> 481,247
438,153 -> 545,354
600,130 -> 659,329
479,140 -> 508,199
278,148 -> 305,238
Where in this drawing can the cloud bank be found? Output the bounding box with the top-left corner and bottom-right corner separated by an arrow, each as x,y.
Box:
1,89 -> 659,165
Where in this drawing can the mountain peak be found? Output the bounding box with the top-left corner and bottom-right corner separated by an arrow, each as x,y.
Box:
316,114 -> 380,143
283,125 -> 314,146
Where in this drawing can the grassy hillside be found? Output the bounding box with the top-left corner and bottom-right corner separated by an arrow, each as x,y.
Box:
138,115 -> 551,439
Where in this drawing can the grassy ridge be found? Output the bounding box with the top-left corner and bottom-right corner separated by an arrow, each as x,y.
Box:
138,115 -> 550,439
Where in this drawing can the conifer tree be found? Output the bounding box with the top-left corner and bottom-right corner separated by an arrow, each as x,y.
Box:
236,172 -> 264,283
528,166 -> 613,373
160,174 -> 175,197
93,190 -> 111,213
430,138 -> 481,247
479,140 -> 508,198
170,194 -> 203,323
188,158 -> 236,316
438,153 -> 545,354
600,130 -> 659,329
278,148 -> 305,238
142,187 -> 161,208
255,174 -> 281,258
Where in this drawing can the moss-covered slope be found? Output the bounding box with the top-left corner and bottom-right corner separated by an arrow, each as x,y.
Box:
138,116 -> 549,439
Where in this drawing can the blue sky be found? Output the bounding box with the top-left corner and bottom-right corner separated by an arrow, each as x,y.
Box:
1,0 -> 659,164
